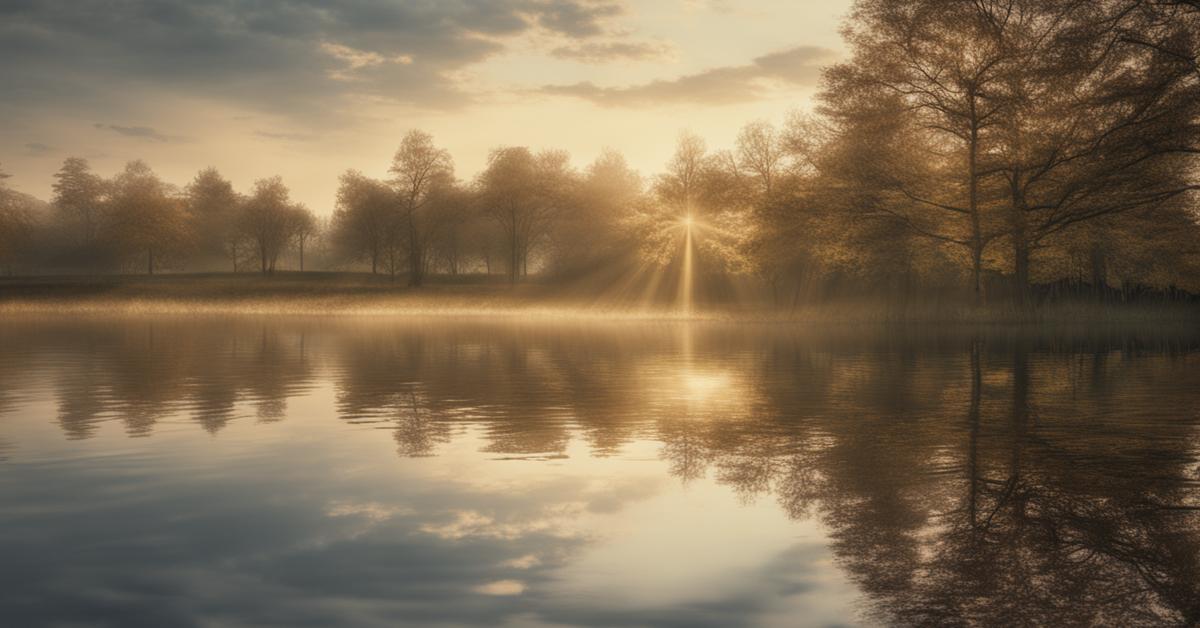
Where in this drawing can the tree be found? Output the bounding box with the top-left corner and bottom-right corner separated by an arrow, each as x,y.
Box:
290,204 -> 318,272
331,171 -> 396,276
0,165 -> 39,275
185,168 -> 240,269
547,148 -> 643,278
51,157 -> 106,248
829,0 -> 1014,301
104,161 -> 192,275
238,177 -> 296,275
657,131 -> 707,222
425,179 -> 476,276
736,120 -> 787,198
980,0 -> 1200,302
478,147 -> 574,283
390,130 -> 454,287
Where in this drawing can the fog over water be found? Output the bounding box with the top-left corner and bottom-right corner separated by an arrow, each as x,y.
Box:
1,318 -> 1199,627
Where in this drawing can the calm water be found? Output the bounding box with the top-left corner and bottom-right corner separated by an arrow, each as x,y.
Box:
1,317 -> 1199,627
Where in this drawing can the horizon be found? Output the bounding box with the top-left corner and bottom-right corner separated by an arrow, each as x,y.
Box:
1,0 -> 851,214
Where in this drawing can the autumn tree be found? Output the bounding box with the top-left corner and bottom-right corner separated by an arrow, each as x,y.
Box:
51,157 -> 106,249
185,168 -> 240,270
104,161 -> 192,275
238,177 -> 297,275
0,166 -> 39,275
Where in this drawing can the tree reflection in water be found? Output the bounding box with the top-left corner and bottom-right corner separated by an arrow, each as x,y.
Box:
1,319 -> 1198,625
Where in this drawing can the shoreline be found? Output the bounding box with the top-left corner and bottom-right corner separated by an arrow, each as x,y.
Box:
2,274 -> 1198,326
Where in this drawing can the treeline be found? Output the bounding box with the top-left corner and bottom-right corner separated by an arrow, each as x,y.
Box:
0,158 -> 318,276
1,0 -> 1197,305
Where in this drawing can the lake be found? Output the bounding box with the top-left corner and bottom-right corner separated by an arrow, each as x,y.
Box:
1,317 -> 1198,627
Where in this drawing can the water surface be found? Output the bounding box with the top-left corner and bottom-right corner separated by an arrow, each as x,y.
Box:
1,318 -> 1198,627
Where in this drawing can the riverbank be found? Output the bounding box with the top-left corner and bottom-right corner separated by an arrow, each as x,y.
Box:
1,273 -> 1197,325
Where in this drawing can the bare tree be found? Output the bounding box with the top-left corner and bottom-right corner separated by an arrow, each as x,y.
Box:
830,0 -> 1014,300
736,120 -> 786,197
390,130 -> 453,286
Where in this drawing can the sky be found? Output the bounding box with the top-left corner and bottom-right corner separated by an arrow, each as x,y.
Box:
0,0 -> 853,213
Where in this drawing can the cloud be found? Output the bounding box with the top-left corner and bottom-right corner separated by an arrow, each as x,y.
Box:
254,130 -> 317,143
541,45 -> 837,106
551,40 -> 676,63
0,0 -> 640,120
530,0 -> 625,37
23,142 -> 53,155
92,123 -> 175,142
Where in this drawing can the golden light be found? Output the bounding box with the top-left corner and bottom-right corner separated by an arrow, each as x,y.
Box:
681,370 -> 731,403
683,215 -> 693,228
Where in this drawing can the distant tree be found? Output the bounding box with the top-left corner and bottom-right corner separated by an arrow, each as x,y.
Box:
290,204 -> 318,272
547,148 -> 642,278
390,130 -> 454,286
238,177 -> 296,275
51,157 -> 106,247
0,166 -> 39,275
104,161 -> 192,275
331,171 -> 396,276
425,180 -> 476,276
736,120 -> 787,198
478,147 -> 574,283
185,168 -> 240,269
657,131 -> 707,221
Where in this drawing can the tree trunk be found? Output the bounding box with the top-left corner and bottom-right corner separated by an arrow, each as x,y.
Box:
408,213 -> 422,287
1007,158 -> 1032,307
1013,240 -> 1030,306
1090,244 -> 1107,302
967,86 -> 983,304
967,336 -> 982,527
147,248 -> 154,275
509,221 -> 519,285
299,237 -> 305,272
